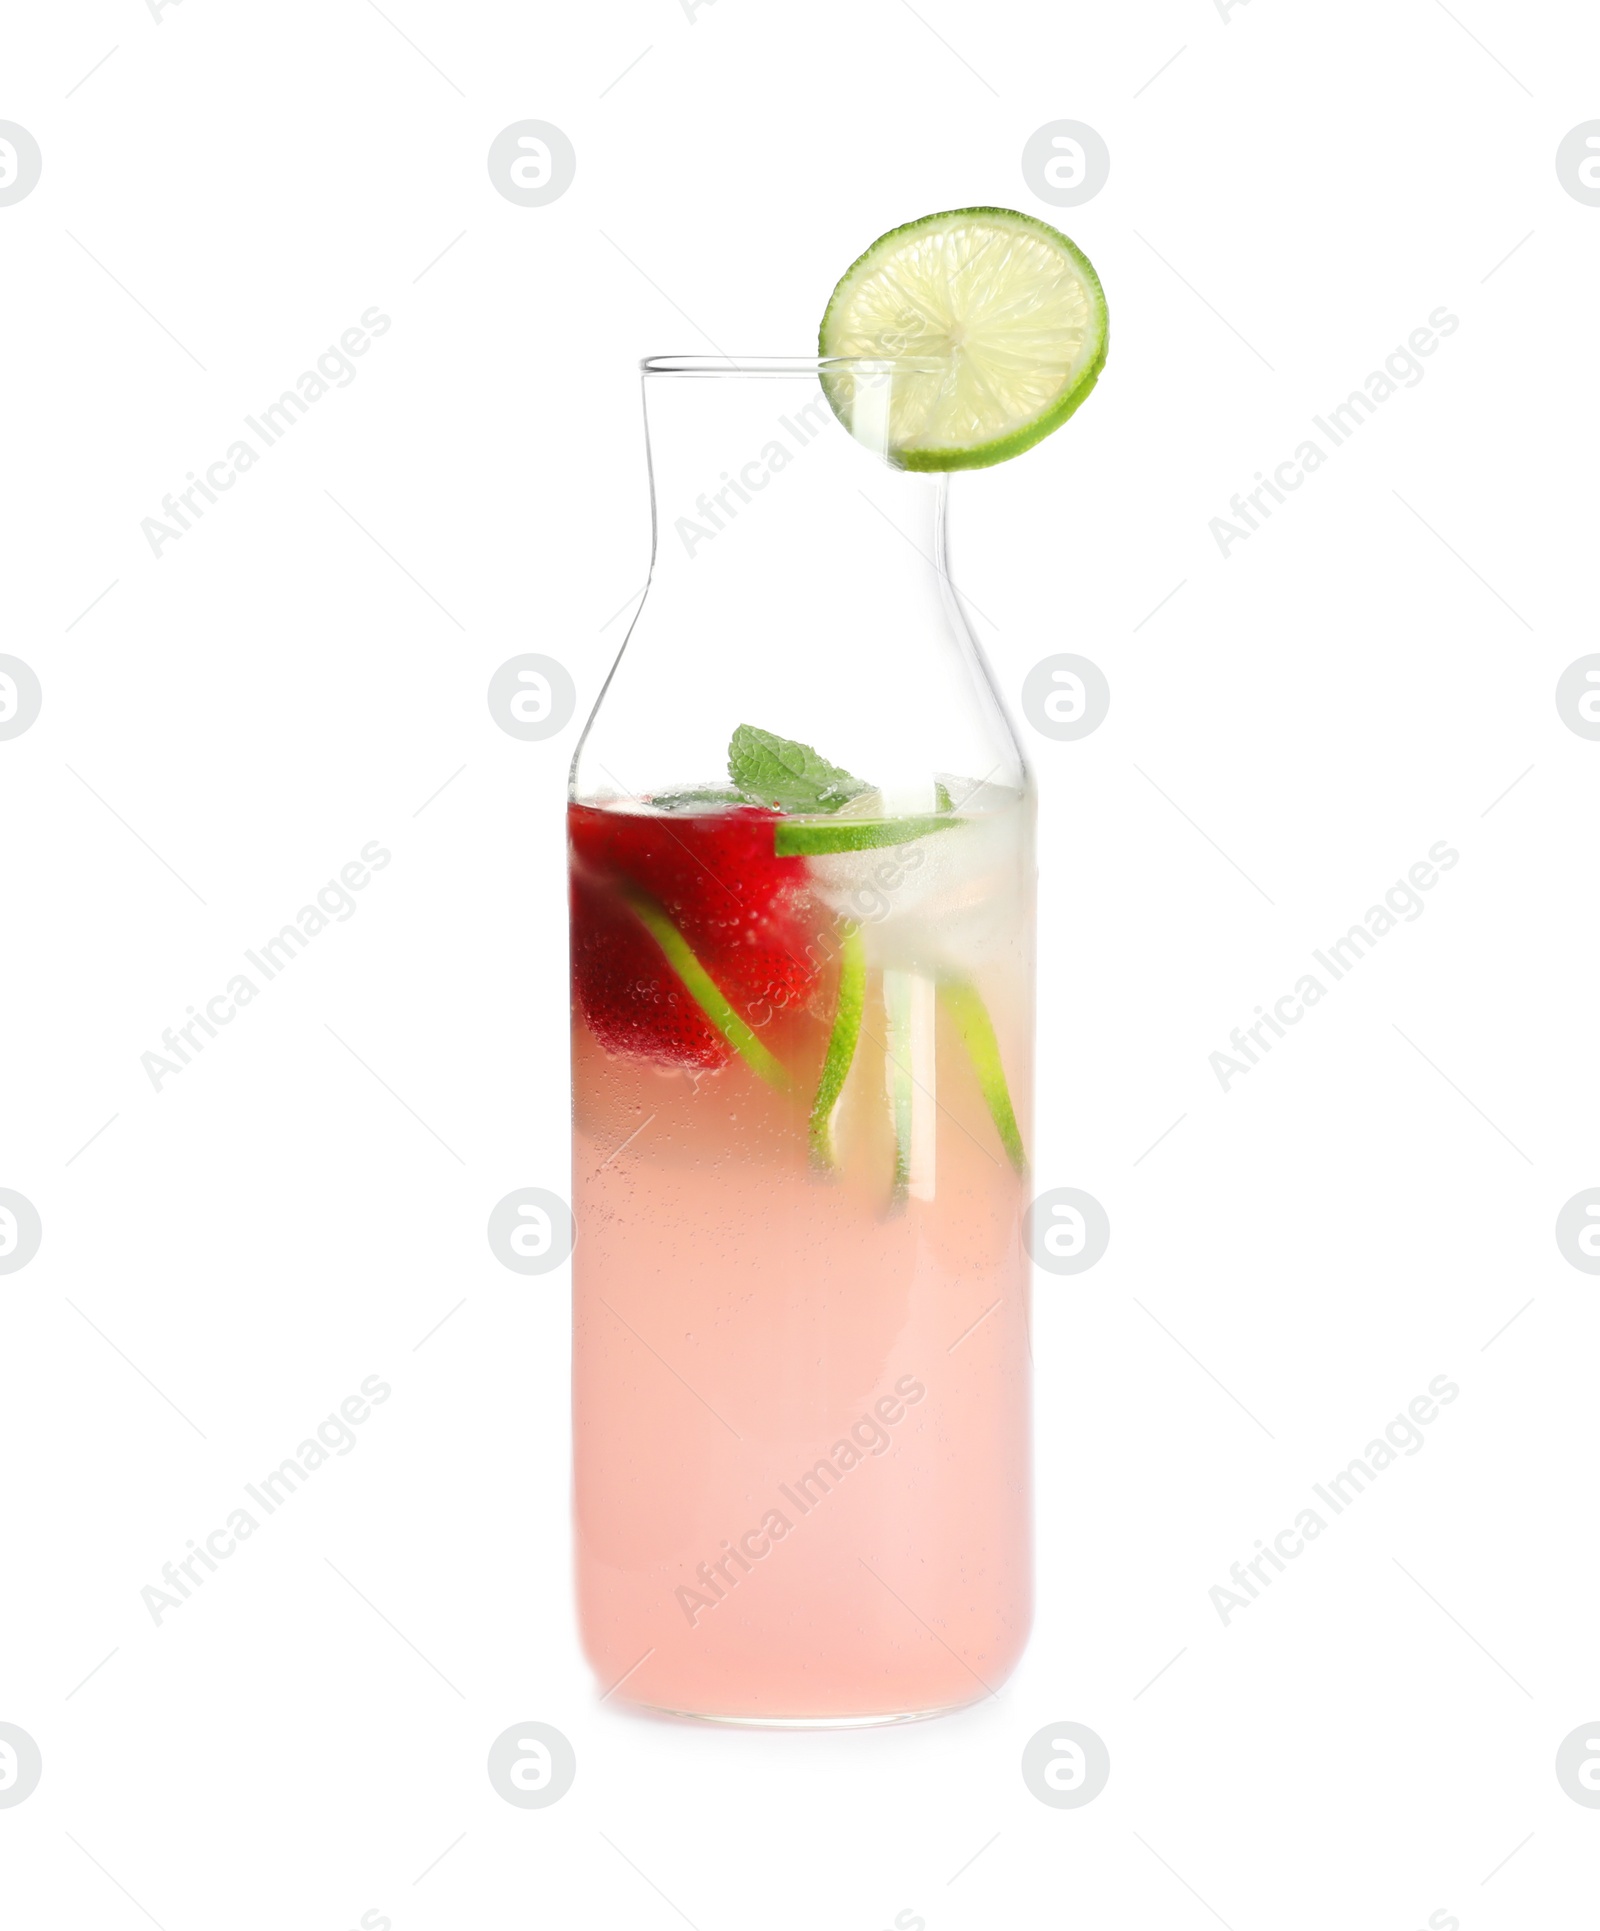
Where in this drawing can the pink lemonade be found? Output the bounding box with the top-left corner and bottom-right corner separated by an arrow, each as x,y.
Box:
570,788 -> 1034,1722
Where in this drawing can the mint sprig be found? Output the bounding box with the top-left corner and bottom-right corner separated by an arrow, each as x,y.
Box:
728,725 -> 869,814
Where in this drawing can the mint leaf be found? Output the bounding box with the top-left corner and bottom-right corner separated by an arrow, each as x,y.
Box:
727,725 -> 869,814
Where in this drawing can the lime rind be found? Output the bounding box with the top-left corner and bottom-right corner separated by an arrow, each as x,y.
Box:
623,887 -> 790,1089
939,977 -> 1027,1174
818,206 -> 1108,472
776,814 -> 957,857
808,922 -> 866,1168
884,969 -> 915,1211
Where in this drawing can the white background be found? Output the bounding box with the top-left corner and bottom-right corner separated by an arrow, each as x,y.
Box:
2,1 -> 1597,1926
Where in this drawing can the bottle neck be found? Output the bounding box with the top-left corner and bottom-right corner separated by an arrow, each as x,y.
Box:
570,367 -> 1026,811
643,370 -> 941,583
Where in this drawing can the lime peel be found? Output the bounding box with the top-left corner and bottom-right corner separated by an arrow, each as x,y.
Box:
885,969 -> 916,1211
939,978 -> 1028,1174
808,922 -> 866,1168
623,887 -> 790,1089
776,814 -> 957,857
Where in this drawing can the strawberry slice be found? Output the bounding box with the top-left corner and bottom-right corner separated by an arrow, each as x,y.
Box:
568,803 -> 824,1071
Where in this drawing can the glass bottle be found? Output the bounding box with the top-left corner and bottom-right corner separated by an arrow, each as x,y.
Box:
569,356 -> 1034,1724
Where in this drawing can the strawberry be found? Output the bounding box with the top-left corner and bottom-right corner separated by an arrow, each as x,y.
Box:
568,803 -> 824,1070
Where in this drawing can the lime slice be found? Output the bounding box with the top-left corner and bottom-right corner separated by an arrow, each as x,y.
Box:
939,978 -> 1027,1174
819,207 -> 1108,470
884,969 -> 916,1211
623,886 -> 790,1089
776,813 -> 955,857
808,922 -> 865,1167
884,969 -> 938,1209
